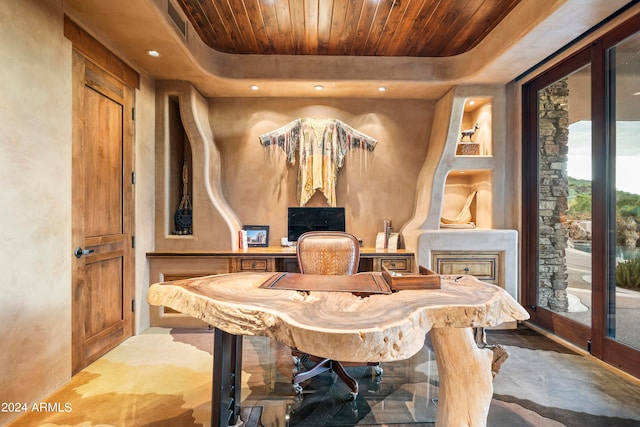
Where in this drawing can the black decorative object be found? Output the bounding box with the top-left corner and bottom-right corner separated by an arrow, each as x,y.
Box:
174,163 -> 192,235
287,207 -> 346,241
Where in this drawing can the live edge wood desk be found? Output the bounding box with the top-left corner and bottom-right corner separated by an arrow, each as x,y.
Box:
147,271 -> 529,427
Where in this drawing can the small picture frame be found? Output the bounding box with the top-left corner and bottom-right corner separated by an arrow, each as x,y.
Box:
243,225 -> 270,247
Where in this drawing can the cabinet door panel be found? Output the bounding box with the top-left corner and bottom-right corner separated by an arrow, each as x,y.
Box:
238,258 -> 272,271
432,252 -> 502,285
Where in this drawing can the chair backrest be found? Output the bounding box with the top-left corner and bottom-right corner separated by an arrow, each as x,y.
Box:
296,231 -> 360,275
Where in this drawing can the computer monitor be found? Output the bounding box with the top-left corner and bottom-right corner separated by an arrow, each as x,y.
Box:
287,207 -> 346,241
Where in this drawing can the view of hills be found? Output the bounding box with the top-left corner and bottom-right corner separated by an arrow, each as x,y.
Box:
567,177 -> 640,289
568,176 -> 640,220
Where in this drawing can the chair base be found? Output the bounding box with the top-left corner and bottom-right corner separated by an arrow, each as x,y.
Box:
292,352 -> 383,400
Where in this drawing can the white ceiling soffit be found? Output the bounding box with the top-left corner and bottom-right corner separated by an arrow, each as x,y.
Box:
63,0 -> 637,98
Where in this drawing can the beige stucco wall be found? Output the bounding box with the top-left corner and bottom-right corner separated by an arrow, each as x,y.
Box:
0,0 -> 72,423
134,75 -> 156,333
209,97 -> 434,247
0,1 -> 156,423
2,3 -> 635,422
154,82 -> 242,252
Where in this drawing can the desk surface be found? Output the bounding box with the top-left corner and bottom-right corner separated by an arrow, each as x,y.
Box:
146,247 -> 413,257
147,272 -> 528,363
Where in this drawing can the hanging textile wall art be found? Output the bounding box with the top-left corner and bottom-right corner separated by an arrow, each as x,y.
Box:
259,118 -> 377,206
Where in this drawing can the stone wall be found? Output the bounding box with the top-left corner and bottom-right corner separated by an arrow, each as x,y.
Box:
538,79 -> 569,312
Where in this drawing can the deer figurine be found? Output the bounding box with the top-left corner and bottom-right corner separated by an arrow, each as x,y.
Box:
461,123 -> 479,142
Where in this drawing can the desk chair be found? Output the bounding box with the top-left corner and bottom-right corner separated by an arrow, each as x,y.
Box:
292,231 -> 382,400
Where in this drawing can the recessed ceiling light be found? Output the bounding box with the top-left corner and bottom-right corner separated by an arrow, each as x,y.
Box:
314,85 -> 324,91
378,86 -> 387,92
146,50 -> 160,57
634,91 -> 640,96
249,85 -> 260,91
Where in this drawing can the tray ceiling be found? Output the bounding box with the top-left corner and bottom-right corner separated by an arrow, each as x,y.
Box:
176,0 -> 522,57
61,0 -> 636,97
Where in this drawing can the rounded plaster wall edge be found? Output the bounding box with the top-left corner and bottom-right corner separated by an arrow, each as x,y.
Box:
401,85 -> 506,254
400,89 -> 457,253
168,82 -> 242,248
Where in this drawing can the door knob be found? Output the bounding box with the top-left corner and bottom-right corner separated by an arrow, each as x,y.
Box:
74,246 -> 95,258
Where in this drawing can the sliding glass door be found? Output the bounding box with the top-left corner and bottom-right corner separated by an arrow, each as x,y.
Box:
539,63 -> 593,329
523,13 -> 640,378
604,29 -> 640,358
523,50 -> 594,350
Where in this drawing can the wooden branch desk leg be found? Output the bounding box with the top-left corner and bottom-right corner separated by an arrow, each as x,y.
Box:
430,327 -> 494,427
212,328 -> 242,427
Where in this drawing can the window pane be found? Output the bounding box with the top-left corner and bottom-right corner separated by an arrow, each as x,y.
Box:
609,32 -> 640,350
537,65 -> 592,327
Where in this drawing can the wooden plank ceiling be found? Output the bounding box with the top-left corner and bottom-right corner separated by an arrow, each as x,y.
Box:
176,0 -> 522,57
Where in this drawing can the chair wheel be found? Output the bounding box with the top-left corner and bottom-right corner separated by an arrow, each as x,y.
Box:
374,365 -> 383,376
350,398 -> 358,414
293,383 -> 303,395
349,391 -> 358,401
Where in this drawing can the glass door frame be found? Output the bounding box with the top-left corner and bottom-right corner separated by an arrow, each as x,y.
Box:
522,47 -> 594,351
522,11 -> 640,378
599,14 -> 640,376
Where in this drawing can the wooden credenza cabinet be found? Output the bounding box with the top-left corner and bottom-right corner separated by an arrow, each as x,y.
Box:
148,248 -> 414,327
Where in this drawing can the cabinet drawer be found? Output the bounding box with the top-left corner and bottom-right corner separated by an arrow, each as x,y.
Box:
381,257 -> 411,272
238,258 -> 271,272
432,252 -> 502,285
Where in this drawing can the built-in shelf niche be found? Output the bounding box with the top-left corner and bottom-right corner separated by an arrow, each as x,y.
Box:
441,169 -> 493,229
167,95 -> 193,236
456,97 -> 493,157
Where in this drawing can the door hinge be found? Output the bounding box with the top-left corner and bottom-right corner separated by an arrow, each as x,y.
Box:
132,171 -> 136,184
132,299 -> 136,312
132,107 -> 136,121
131,235 -> 136,248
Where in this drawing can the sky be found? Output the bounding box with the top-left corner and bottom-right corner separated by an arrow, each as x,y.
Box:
567,120 -> 640,195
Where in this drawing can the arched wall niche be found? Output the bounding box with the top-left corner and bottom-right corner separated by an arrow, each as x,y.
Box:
401,85 -> 518,299
154,81 -> 240,251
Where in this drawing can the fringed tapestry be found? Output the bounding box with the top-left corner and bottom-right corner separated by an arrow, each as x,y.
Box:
259,118 -> 377,206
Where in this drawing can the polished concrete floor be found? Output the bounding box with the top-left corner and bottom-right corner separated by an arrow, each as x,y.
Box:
8,325 -> 640,427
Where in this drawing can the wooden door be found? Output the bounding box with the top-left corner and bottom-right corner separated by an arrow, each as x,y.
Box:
71,51 -> 134,374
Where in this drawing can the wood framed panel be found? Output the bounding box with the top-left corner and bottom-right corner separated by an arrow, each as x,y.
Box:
431,251 -> 503,286
71,48 -> 135,373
